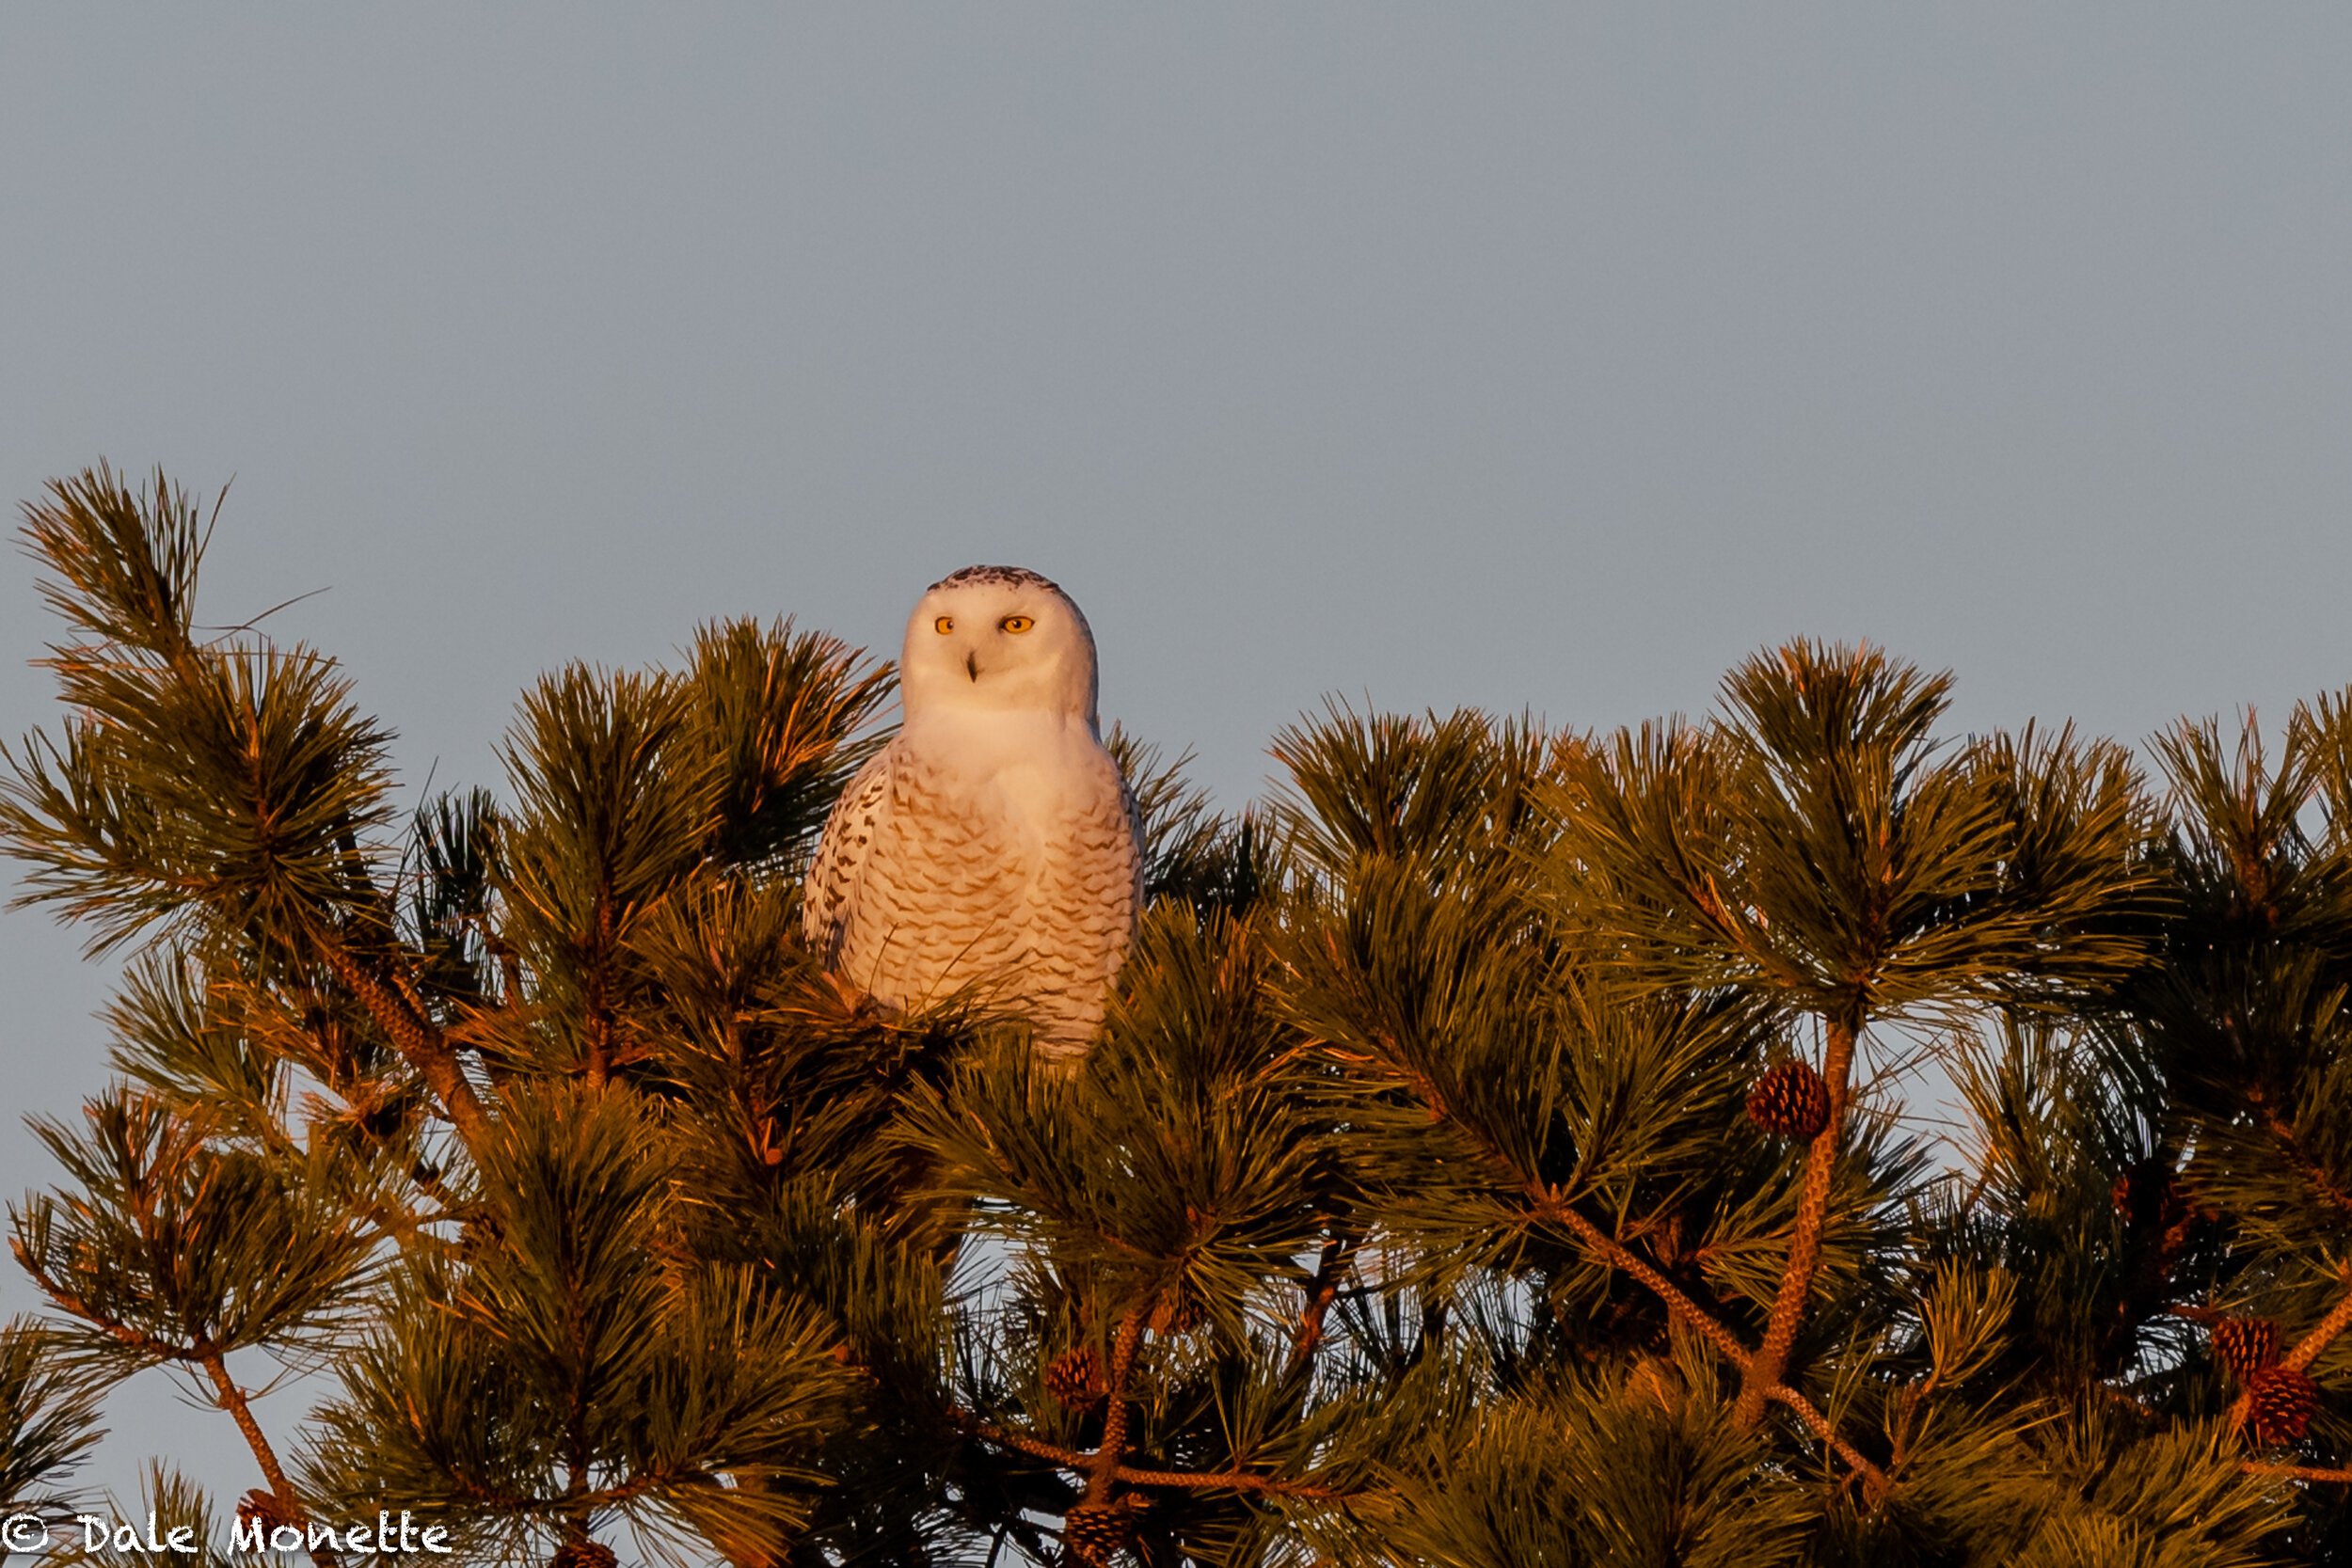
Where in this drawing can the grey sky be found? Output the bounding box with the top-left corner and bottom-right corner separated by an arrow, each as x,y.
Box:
5,4 -> 2349,1516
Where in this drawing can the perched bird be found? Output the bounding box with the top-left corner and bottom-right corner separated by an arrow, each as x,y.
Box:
803,566 -> 1144,1060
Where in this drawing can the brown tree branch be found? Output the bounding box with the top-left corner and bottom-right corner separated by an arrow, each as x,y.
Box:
2244,1462 -> 2352,1483
1530,1194 -> 1754,1370
1764,1383 -> 1888,1497
1288,1234 -> 1355,1374
1735,1011 -> 1859,1427
2284,1285 -> 2352,1374
961,1422 -> 1355,1500
1106,1464 -> 1353,1500
318,936 -> 490,1148
1530,1180 -> 1885,1492
1515,1203 -> 1889,1491
966,1420 -> 1090,1469
201,1352 -> 339,1568
1351,1022 -> 1759,1375
581,893 -> 617,1091
1085,1296 -> 1154,1506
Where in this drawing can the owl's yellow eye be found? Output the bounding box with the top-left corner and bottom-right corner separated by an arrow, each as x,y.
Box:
1000,615 -> 1034,634
934,616 -> 954,634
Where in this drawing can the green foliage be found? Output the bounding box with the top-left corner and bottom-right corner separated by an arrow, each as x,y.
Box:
8,466 -> 2352,1567
12,1089 -> 374,1375
0,1317 -> 104,1510
309,1085 -> 859,1561
683,615 -> 896,871
1,467 -> 395,963
48,1463 -> 238,1568
1110,726 -> 1279,918
1359,1363 -> 1819,1568
1540,643 -> 2153,1029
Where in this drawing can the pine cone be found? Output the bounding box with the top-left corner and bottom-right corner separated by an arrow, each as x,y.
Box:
2212,1317 -> 2280,1380
1063,1501 -> 1137,1567
235,1490 -> 290,1535
549,1543 -> 618,1568
1745,1062 -> 1830,1141
1044,1344 -> 1105,1409
2249,1365 -> 2320,1445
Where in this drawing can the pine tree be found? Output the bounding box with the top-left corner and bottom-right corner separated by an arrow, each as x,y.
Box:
7,464 -> 2352,1565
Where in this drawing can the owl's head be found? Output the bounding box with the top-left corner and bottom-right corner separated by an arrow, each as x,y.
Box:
900,565 -> 1101,727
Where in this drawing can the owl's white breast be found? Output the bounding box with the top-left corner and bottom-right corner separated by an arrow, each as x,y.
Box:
898,707 -> 1120,855
830,704 -> 1136,1013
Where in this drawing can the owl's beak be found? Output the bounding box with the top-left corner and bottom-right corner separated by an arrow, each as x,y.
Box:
965,651 -> 979,682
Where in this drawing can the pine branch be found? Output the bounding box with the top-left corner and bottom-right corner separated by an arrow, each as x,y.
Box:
961,1418 -> 1089,1470
1735,1009 -> 1861,1427
1322,1011 -> 1760,1371
1099,1464 -> 1354,1501
8,1259 -> 183,1363
0,1321 -> 104,1510
2282,1286 -> 2352,1374
316,935 -> 489,1148
958,1420 -> 1358,1502
17,1245 -> 350,1563
1763,1385 -> 1886,1497
1380,1026 -> 1895,1496
1336,1004 -> 1892,1493
1287,1233 -> 1356,1374
2244,1463 -> 2352,1483
1527,1197 -> 1884,1488
1529,1166 -> 1888,1492
200,1352 -> 338,1568
1083,1296 -> 1152,1506
1530,1193 -> 1753,1371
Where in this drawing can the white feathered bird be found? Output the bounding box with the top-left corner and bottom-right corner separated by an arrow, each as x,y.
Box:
803,566 -> 1144,1059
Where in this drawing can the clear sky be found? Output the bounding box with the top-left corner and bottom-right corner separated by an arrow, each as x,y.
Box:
5,4 -> 2349,1515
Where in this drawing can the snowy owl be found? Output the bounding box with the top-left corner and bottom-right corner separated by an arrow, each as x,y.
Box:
803,566 -> 1144,1060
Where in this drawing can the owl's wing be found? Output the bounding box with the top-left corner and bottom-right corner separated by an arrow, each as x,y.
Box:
803,745 -> 897,966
